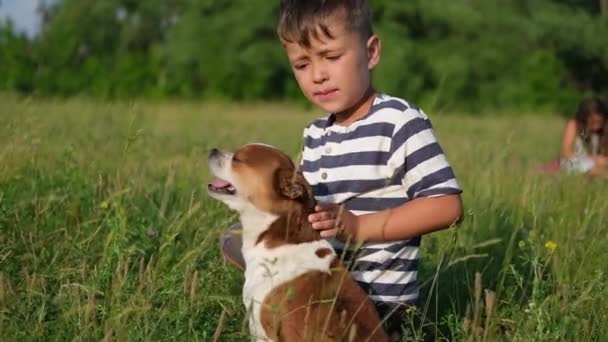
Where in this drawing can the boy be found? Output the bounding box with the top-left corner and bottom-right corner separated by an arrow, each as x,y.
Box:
220,0 -> 463,339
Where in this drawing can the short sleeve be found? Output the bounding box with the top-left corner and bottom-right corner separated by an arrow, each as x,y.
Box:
298,128 -> 308,169
386,108 -> 462,199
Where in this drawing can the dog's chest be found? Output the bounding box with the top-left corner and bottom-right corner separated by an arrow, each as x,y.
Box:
242,240 -> 335,340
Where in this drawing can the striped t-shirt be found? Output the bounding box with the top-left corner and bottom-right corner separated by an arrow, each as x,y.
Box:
300,93 -> 462,308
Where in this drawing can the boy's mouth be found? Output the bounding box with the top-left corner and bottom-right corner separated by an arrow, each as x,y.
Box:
314,88 -> 338,100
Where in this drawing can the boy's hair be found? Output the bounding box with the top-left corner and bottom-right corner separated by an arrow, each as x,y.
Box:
277,0 -> 373,48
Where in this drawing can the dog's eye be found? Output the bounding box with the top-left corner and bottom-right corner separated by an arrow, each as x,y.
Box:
232,155 -> 242,163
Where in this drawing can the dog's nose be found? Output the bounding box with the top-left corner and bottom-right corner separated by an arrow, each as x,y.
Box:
209,148 -> 220,158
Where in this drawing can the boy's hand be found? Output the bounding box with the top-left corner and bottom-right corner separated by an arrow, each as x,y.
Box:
308,203 -> 358,240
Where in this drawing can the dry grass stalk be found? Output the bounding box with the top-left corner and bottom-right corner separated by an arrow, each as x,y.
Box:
137,257 -> 148,294
472,272 -> 482,336
183,269 -> 191,297
159,163 -> 176,220
189,270 -> 199,305
85,291 -> 96,324
212,308 -> 227,342
0,273 -> 5,308
482,290 -> 496,341
102,320 -> 113,342
463,304 -> 472,335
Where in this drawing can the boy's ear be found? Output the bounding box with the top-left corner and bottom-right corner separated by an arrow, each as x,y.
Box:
366,34 -> 381,70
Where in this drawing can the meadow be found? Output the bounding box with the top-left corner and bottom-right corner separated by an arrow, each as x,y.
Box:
1,93 -> 607,341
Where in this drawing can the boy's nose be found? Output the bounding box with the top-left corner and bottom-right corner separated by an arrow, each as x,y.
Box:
312,67 -> 328,83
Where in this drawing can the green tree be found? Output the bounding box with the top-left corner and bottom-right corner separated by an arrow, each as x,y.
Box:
163,0 -> 294,99
2,0 -> 607,112
33,0 -> 183,98
0,22 -> 35,92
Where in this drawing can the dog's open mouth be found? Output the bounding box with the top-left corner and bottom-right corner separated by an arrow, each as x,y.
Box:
208,178 -> 236,195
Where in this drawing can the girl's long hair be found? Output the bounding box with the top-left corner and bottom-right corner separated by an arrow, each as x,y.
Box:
573,97 -> 608,155
602,121 -> 608,156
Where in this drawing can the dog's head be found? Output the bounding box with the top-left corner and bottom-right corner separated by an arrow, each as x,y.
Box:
207,144 -> 314,214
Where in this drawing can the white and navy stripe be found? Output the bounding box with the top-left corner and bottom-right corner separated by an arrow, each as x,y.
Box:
300,93 -> 461,306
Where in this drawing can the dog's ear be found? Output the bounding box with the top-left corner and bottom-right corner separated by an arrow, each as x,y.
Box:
276,168 -> 306,199
276,168 -> 314,206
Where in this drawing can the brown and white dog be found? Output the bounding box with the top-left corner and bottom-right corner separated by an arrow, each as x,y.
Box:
208,144 -> 388,342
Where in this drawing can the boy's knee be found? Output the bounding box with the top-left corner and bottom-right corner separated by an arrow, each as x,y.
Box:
219,223 -> 242,248
218,223 -> 245,270
219,223 -> 242,239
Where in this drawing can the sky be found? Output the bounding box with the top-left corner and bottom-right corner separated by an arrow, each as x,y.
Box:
0,0 -> 41,37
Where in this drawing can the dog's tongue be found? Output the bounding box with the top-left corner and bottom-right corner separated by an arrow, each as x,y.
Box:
210,178 -> 231,188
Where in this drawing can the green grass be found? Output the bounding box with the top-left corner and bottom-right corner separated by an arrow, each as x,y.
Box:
1,93 -> 607,341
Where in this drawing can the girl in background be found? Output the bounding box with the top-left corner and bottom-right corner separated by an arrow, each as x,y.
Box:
560,97 -> 608,176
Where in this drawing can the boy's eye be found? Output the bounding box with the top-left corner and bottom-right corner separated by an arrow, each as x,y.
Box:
326,55 -> 341,61
293,63 -> 308,70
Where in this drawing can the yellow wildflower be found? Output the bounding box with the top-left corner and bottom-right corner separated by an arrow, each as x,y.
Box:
544,240 -> 557,252
99,200 -> 109,209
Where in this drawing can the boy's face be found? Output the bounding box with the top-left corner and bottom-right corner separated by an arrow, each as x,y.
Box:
283,21 -> 380,116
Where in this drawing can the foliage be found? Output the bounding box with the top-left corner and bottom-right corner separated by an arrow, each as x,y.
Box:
0,22 -> 36,92
1,0 -> 608,112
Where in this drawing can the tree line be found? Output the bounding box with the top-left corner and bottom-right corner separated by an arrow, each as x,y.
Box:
1,0 -> 607,113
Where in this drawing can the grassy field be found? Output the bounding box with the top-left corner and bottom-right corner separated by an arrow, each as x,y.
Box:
1,93 -> 607,341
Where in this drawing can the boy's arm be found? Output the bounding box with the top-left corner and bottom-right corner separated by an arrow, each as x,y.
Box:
309,106 -> 463,242
310,194 -> 462,242
353,194 -> 462,241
